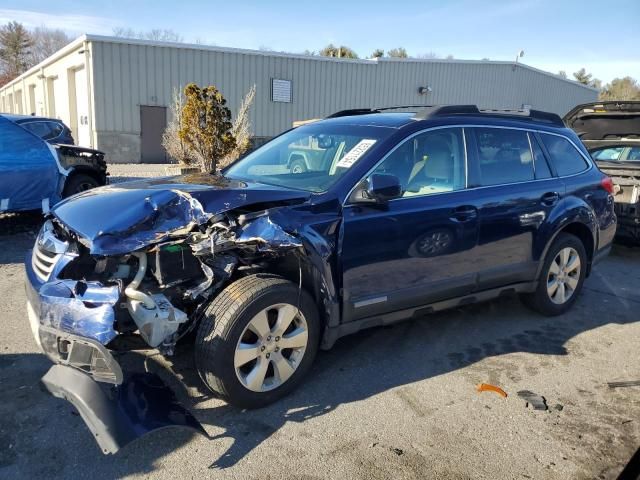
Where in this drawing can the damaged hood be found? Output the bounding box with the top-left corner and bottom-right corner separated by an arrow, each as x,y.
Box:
51,173 -> 311,255
564,101 -> 640,149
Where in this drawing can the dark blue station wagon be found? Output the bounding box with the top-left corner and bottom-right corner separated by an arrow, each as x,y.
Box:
25,105 -> 616,452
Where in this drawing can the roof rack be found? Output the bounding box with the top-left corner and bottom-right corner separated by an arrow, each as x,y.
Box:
413,104 -> 564,126
326,105 -> 430,119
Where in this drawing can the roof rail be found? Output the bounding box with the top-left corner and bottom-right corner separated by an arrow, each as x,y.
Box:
413,104 -> 564,126
326,108 -> 378,119
326,105 -> 430,119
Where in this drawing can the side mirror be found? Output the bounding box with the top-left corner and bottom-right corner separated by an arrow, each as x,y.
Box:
361,173 -> 402,202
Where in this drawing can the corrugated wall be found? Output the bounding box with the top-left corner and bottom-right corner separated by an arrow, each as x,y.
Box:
91,40 -> 597,139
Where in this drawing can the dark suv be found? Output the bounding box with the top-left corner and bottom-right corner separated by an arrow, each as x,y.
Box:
3,114 -> 75,144
25,105 -> 616,453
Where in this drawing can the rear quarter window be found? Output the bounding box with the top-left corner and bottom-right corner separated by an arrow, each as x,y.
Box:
540,134 -> 589,176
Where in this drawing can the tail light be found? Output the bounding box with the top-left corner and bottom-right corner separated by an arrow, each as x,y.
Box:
601,176 -> 615,195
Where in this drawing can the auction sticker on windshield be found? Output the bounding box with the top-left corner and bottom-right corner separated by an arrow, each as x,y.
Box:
336,139 -> 377,168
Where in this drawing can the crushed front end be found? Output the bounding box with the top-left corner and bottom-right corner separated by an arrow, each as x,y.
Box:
25,220 -> 207,453
24,184 -> 315,453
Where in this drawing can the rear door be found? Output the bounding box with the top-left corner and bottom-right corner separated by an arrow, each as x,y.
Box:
467,127 -> 563,290
341,127 -> 480,321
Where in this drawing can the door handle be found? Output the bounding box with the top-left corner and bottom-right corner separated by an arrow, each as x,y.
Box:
450,205 -> 478,222
541,192 -> 560,206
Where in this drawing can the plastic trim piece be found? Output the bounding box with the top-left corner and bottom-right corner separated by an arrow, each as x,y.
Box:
41,364 -> 207,455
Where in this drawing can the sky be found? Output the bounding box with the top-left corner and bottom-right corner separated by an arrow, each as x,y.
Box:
1,0 -> 638,83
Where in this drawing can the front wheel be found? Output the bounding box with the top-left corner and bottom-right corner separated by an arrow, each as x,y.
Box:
289,159 -> 307,174
195,274 -> 320,408
522,233 -> 587,316
63,173 -> 100,197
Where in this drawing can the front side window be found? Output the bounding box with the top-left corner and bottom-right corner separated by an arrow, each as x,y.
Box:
540,133 -> 589,176
372,127 -> 466,197
473,128 -> 534,186
225,124 -> 393,193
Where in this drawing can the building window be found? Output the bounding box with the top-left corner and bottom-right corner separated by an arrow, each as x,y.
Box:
272,78 -> 292,103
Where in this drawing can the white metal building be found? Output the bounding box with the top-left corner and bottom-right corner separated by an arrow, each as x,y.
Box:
0,34 -> 598,163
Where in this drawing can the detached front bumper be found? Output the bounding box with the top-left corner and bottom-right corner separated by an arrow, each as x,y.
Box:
41,364 -> 206,454
25,249 -> 206,454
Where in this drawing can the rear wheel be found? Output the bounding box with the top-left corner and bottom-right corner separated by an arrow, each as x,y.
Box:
522,233 -> 587,316
195,274 -> 319,408
63,173 -> 100,197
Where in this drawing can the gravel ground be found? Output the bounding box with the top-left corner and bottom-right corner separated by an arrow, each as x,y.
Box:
107,163 -> 175,184
0,179 -> 639,478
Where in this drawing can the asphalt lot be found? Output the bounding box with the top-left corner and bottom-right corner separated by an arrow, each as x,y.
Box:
1,173 -> 639,479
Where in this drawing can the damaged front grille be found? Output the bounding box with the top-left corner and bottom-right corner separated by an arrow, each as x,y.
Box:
32,221 -> 69,282
32,245 -> 61,281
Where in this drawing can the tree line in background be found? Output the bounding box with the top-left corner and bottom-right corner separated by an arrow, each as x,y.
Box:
1,20 -> 639,101
0,21 -> 71,85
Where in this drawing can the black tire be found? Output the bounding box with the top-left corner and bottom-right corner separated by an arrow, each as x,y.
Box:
195,273 -> 320,409
63,173 -> 100,197
522,233 -> 587,316
289,159 -> 307,174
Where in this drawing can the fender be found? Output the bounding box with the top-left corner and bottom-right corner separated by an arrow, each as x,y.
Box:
533,196 -> 598,280
262,206 -> 343,347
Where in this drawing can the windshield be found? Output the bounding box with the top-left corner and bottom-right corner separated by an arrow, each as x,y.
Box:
224,123 -> 393,192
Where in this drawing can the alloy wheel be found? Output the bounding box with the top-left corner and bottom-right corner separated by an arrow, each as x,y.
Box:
546,247 -> 581,305
234,303 -> 308,392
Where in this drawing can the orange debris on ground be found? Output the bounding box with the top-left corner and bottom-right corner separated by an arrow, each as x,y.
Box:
476,383 -> 508,398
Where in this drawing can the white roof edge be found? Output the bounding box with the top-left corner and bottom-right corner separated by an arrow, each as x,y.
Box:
84,34 -> 378,64
1,33 -> 597,94
378,57 -> 599,92
0,35 -> 88,90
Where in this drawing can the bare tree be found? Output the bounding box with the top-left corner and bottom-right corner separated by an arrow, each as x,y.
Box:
28,27 -> 71,66
221,85 -> 256,168
416,51 -> 439,59
162,88 -> 191,164
112,27 -> 184,43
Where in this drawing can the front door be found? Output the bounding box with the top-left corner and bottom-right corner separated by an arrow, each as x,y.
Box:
341,127 -> 480,321
140,106 -> 167,163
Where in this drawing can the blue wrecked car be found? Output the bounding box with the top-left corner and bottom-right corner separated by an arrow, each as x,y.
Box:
24,105 -> 616,454
0,115 -> 107,213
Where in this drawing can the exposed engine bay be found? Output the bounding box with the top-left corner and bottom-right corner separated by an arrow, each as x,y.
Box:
48,204 -> 306,359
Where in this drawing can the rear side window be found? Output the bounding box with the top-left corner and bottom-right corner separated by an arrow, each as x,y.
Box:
540,134 -> 589,176
473,128 -> 534,186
